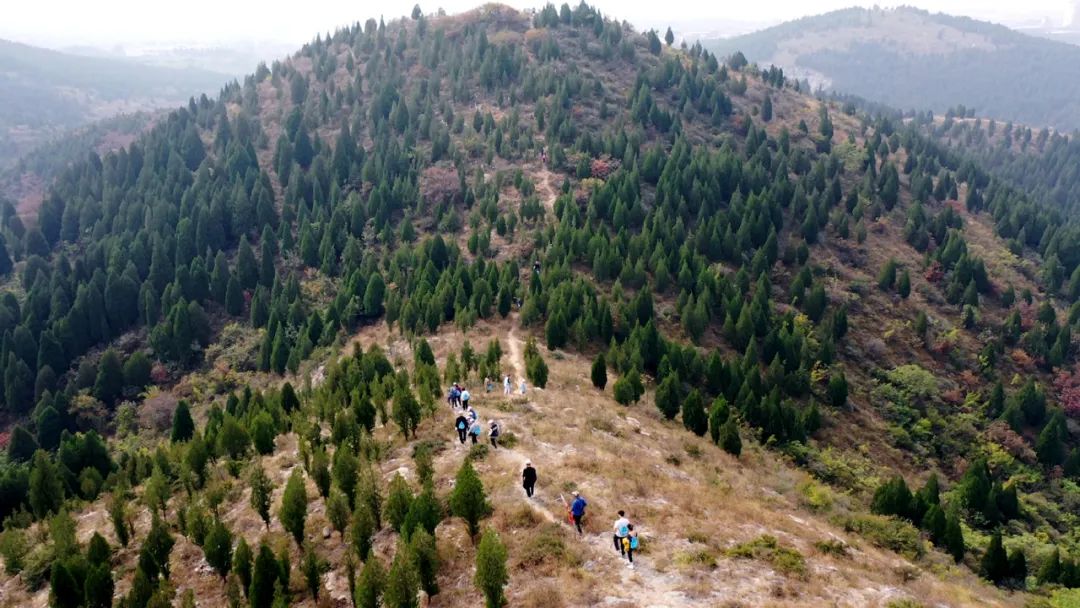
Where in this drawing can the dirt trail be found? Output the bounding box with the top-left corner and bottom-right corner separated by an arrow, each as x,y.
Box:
490,320 -> 703,608
534,166 -> 560,215
506,320 -> 526,382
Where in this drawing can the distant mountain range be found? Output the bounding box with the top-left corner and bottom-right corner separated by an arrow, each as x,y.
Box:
0,39 -> 230,170
703,6 -> 1080,130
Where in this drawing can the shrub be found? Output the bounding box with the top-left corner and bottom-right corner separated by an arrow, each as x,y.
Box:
725,535 -> 807,579
840,514 -> 923,560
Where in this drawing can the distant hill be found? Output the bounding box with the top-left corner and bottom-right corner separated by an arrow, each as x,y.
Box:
704,6 -> 1080,130
0,39 -> 229,169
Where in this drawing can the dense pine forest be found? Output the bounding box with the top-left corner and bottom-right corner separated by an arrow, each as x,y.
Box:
2,3 -> 1080,606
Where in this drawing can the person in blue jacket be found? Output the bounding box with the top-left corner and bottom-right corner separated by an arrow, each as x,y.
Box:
570,491 -> 587,535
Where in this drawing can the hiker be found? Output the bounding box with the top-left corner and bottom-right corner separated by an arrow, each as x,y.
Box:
485,377 -> 494,392
522,461 -> 537,497
503,375 -> 512,395
520,378 -> 527,395
613,511 -> 630,556
488,419 -> 501,449
466,405 -> 478,423
461,388 -> 471,409
624,524 -> 639,569
469,419 -> 482,444
448,385 -> 460,408
454,413 -> 469,444
570,491 -> 587,534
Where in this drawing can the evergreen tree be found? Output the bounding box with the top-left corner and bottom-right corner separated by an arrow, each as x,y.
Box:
655,373 -> 681,420
93,349 -> 124,405
383,543 -> 419,608
171,400 -> 195,442
327,490 -> 350,538
898,270 -> 911,298
351,500 -> 377,560
49,559 -> 81,608
234,537 -> 252,593
944,510 -> 965,563
204,519 -> 233,579
384,473 -> 414,533
250,542 -> 280,608
302,545 -> 324,600
226,275 -> 244,316
591,353 -> 607,390
237,237 -> 259,290
526,351 -> 548,388
761,94 -> 773,122
871,476 -> 913,520
450,460 -> 490,537
681,389 -> 708,436
981,531 -> 1009,584
84,563 -> 114,608
354,555 -> 384,608
1038,547 -> 1061,584
827,370 -> 848,407
720,418 -> 742,456
475,528 -> 508,608
280,468 -> 308,546
1036,413 -> 1066,466
6,425 -> 38,462
29,450 -> 63,517
409,528 -> 440,596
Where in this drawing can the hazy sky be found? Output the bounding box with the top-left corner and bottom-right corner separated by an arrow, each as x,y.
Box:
2,0 -> 1074,48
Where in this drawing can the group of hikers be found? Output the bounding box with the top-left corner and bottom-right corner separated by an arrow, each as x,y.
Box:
447,374 -> 642,569
522,466 -> 640,569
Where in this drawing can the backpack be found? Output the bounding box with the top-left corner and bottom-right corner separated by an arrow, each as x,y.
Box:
618,525 -> 629,537
630,536 -> 639,550
457,420 -> 465,430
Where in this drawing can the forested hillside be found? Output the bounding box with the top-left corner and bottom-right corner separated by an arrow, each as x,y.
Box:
2,3 -> 1080,607
0,39 -> 228,170
704,6 -> 1080,131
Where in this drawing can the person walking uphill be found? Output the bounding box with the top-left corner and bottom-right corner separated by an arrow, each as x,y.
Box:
469,419 -> 482,444
488,419 -> 501,449
522,461 -> 537,497
613,511 -> 630,556
454,413 -> 469,444
461,388 -> 471,410
624,524 -> 639,569
570,491 -> 587,534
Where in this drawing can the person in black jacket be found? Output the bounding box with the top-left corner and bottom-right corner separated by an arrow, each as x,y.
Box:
522,461 -> 537,497
454,413 -> 469,444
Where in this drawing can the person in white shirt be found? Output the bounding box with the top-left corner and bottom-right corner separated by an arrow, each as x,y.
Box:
613,510 -> 630,556
503,375 -> 512,395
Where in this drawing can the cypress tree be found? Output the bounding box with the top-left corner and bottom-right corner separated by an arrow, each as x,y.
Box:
383,473 -> 414,533
350,501 -> 377,560
234,537 -> 252,594
226,275 -> 244,316
84,563 -> 114,608
171,400 -> 195,442
655,373 -> 681,420
1038,547 -> 1062,584
93,349 -> 124,405
203,519 -> 233,579
409,527 -> 440,596
720,418 -> 742,457
450,460 -> 490,538
354,555 -> 384,608
591,353 -> 607,390
250,542 -> 280,608
944,510 -> 965,563
681,389 -> 708,436
29,450 -> 63,517
279,468 -> 308,546
981,531 -> 1009,584
383,543 -> 419,608
475,528 -> 508,608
